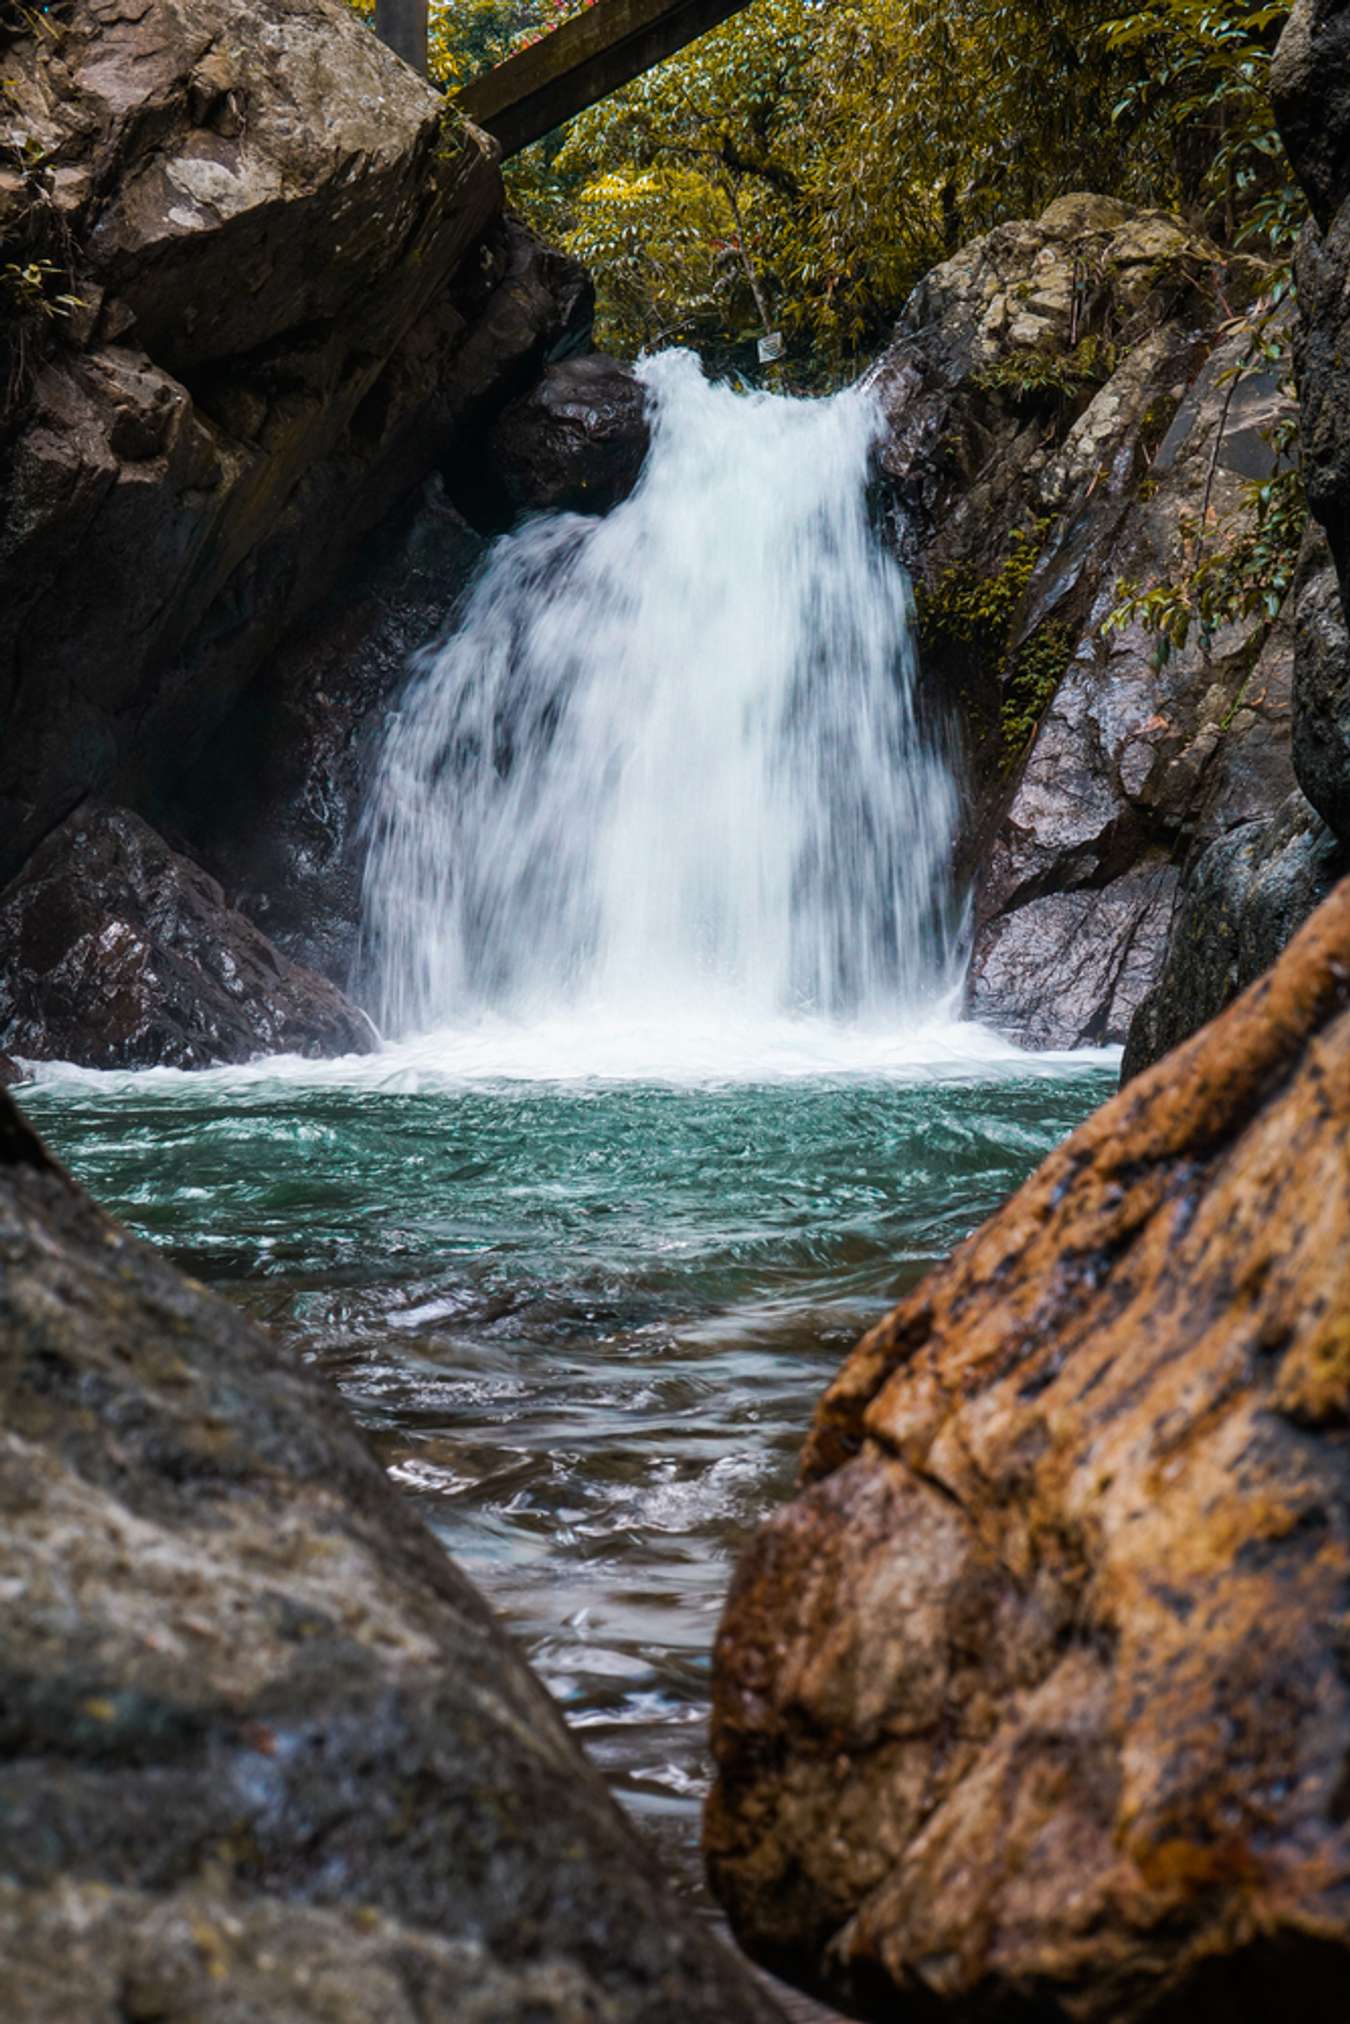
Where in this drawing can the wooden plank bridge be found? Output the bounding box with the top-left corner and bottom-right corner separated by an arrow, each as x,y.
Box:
375,0 -> 756,158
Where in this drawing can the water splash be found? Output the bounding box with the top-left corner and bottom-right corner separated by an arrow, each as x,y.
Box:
361,349 -> 961,1048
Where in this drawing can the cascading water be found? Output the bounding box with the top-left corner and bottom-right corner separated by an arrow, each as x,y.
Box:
361,349 -> 963,1064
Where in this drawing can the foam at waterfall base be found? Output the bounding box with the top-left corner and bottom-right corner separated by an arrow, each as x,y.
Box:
20,1007 -> 1118,1097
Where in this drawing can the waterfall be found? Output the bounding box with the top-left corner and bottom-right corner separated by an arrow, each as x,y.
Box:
361,349 -> 960,1060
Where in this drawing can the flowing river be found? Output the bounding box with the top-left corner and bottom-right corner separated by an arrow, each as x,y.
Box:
22,351 -> 1116,1907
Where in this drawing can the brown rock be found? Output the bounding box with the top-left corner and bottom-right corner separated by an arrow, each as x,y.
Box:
0,806 -> 376,1068
707,876 -> 1350,2021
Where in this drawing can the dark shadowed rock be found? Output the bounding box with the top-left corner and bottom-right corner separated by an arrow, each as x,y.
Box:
0,1054 -> 21,1088
1293,534 -> 1350,842
170,484 -> 486,986
488,355 -> 651,519
872,194 -> 1294,1047
0,1090 -> 785,2022
708,877 -> 1350,2022
163,212 -> 593,989
0,0 -> 541,887
0,807 -> 375,1069
1278,0 -> 1350,701
1271,0 -> 1350,232
1124,792 -> 1347,1078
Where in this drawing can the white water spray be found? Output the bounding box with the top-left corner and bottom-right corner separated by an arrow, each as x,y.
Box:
361,350 -> 961,1059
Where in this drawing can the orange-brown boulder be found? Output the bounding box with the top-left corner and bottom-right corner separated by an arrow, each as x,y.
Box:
707,876 -> 1350,2022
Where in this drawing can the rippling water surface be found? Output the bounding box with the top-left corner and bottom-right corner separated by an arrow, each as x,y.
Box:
25,1031 -> 1115,1898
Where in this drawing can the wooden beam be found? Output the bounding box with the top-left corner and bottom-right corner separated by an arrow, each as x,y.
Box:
376,0 -> 429,75
457,0 -> 755,159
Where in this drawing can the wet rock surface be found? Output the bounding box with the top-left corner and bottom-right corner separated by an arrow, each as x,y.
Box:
1120,0 -> 1350,1068
172,485 -> 487,988
1122,790 -> 1346,1078
488,354 -> 652,520
873,194 -> 1295,1046
707,875 -> 1350,2022
1292,536 -> 1350,841
0,807 -> 375,1069
0,1088 -> 786,2022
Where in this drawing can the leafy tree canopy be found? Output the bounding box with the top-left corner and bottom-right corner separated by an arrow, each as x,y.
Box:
350,1 -> 1300,376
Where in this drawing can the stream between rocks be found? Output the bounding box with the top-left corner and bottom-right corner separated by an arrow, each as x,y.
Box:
26,1039 -> 1114,1916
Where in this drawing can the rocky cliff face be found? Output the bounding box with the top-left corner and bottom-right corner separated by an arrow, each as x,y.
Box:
707,871 -> 1350,2021
0,0 -> 589,1067
0,1083 -> 785,2020
1118,0 -> 1350,1074
872,195 -> 1301,1049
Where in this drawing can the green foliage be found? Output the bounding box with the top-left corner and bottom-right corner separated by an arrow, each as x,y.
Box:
918,522 -> 1050,655
0,255 -> 82,411
1,255 -> 79,316
916,520 -> 1073,760
973,333 -> 1120,404
1103,3 -> 1302,248
1001,620 -> 1074,758
1105,456 -> 1306,661
344,0 -> 1304,375
541,0 -> 1171,367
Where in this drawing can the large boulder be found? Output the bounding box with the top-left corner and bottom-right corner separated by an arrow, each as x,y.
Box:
874,195 -> 1296,1046
487,354 -> 652,520
0,806 -> 375,1069
0,0 -> 596,1049
0,1087 -> 785,2021
0,0 -> 588,896
708,875 -> 1350,2021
